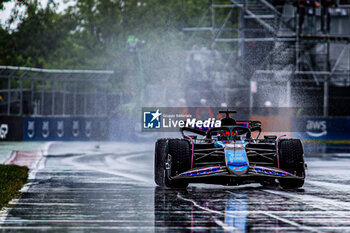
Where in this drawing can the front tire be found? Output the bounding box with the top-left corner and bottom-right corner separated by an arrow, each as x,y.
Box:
278,139 -> 305,189
154,138 -> 191,188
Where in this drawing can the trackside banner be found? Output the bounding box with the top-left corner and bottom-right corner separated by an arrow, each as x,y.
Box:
23,117 -> 108,141
0,116 -> 24,141
291,117 -> 350,140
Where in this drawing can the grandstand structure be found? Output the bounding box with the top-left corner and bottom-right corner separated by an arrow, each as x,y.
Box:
182,0 -> 350,116
0,66 -> 113,116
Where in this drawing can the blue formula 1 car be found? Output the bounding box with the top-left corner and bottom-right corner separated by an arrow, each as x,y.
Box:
154,110 -> 306,189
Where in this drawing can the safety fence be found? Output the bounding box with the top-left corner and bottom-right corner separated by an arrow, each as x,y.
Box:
0,66 -> 113,117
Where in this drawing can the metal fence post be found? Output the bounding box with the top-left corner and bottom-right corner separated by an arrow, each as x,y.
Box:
31,79 -> 34,106
94,86 -> 97,116
323,78 -> 328,117
41,79 -> 45,115
6,69 -> 17,115
104,79 -> 108,116
73,80 -> 77,116
51,80 -> 55,115
19,75 -> 23,115
7,74 -> 11,115
83,80 -> 87,115
63,81 -> 66,115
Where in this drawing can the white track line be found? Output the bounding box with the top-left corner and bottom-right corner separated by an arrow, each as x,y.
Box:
27,142 -> 54,181
178,191 -> 322,233
65,152 -> 154,186
263,189 -> 350,211
306,180 -> 350,193
227,191 -> 322,233
177,193 -> 240,233
262,212 -> 321,233
113,151 -> 152,170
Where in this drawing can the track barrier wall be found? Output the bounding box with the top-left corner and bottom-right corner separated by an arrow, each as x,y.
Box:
0,116 -> 108,141
0,116 -> 24,141
0,116 -> 350,141
23,117 -> 109,141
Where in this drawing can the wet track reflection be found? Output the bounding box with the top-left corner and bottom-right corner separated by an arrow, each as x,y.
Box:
1,142 -> 350,232
155,186 -> 315,232
155,187 -> 251,232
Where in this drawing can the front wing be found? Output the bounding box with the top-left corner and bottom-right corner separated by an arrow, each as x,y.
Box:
171,165 -> 303,181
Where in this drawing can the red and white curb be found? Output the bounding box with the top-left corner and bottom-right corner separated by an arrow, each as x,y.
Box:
5,151 -> 42,168
0,142 -> 54,226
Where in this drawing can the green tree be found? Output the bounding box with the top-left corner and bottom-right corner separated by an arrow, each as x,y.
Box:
0,0 -> 219,104
0,0 -> 76,67
0,0 -> 11,10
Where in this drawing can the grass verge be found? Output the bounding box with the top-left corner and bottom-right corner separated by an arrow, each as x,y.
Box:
0,165 -> 29,209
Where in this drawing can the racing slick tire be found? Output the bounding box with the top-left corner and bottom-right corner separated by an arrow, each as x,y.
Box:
154,138 -> 191,188
278,139 -> 305,189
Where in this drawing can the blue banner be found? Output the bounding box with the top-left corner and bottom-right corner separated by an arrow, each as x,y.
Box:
23,117 -> 108,141
0,116 -> 23,141
291,117 -> 350,140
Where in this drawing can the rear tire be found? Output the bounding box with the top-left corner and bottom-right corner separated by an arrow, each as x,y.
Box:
278,139 -> 305,189
154,139 -> 167,186
154,138 -> 191,188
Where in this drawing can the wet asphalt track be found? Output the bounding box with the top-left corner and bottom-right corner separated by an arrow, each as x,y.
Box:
1,142 -> 350,232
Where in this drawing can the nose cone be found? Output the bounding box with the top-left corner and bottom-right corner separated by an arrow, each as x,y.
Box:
225,144 -> 249,175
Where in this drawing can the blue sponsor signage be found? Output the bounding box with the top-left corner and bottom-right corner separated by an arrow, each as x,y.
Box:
0,116 -> 23,141
23,117 -> 108,141
292,117 -> 350,140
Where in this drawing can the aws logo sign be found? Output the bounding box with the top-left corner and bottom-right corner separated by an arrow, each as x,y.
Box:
306,120 -> 327,137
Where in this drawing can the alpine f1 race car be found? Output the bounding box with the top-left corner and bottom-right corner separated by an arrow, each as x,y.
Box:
154,110 -> 306,189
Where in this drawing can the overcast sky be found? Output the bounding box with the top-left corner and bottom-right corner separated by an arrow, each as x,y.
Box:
0,1 -> 18,25
0,0 -> 73,28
